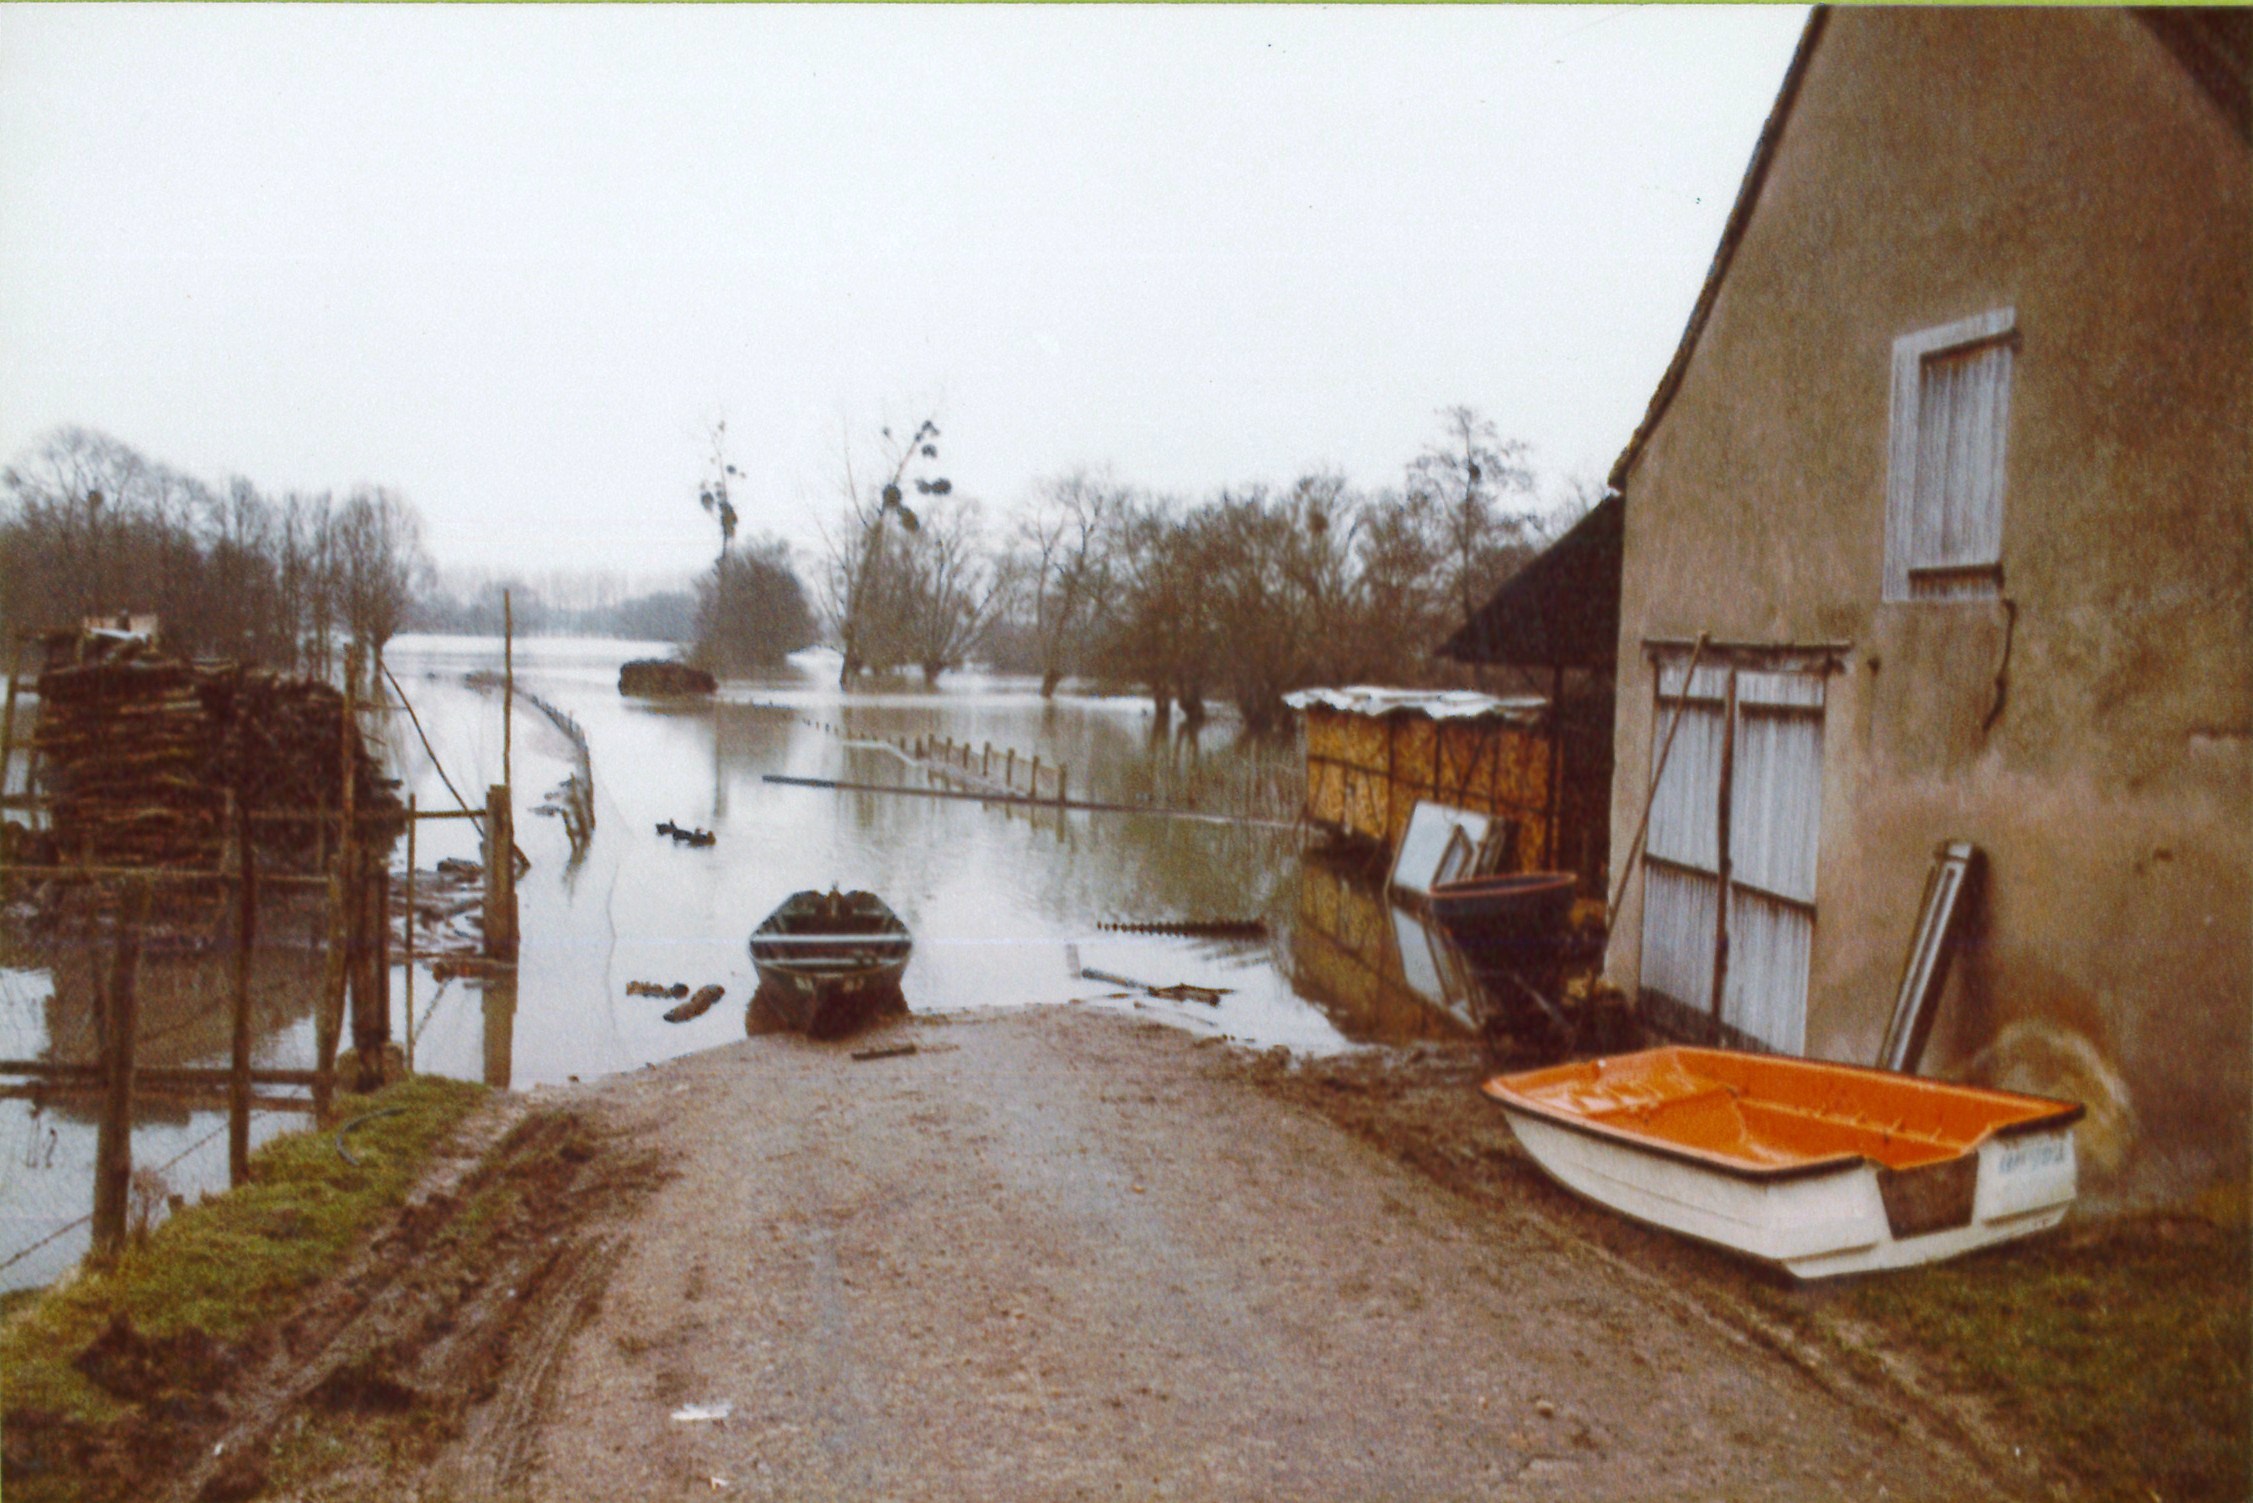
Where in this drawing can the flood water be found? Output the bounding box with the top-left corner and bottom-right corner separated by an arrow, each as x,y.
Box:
0,634 -> 1495,1287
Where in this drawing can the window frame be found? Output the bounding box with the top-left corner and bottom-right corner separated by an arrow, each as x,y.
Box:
1883,307 -> 2018,603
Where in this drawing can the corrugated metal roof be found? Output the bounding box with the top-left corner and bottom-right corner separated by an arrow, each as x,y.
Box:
1280,686 -> 1548,723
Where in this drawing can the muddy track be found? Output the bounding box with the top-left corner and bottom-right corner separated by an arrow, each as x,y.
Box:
148,1097 -> 665,1503
83,1007 -> 2041,1501
505,1009 -> 2005,1501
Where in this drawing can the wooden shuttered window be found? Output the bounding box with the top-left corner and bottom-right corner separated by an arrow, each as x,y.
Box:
1884,309 -> 2016,603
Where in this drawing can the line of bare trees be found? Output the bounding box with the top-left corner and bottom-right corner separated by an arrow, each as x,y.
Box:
0,426 -> 432,689
820,407 -> 1595,731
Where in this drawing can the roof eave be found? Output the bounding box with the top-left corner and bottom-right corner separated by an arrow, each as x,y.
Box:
1606,6 -> 1831,495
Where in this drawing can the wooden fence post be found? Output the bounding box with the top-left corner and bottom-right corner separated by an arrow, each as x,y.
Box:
91,881 -> 150,1257
230,791 -> 256,1186
1006,748 -> 1015,790
351,853 -> 392,1090
484,784 -> 518,962
1058,765 -> 1069,807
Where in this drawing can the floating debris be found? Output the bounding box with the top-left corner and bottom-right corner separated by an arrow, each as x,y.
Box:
664,984 -> 726,1023
1074,960 -> 1231,1006
850,1043 -> 919,1063
626,981 -> 690,999
1096,919 -> 1268,939
621,660 -> 717,697
655,820 -> 717,848
670,1401 -> 732,1423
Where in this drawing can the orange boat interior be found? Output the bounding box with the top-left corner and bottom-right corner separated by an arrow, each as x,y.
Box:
1484,1047 -> 2081,1175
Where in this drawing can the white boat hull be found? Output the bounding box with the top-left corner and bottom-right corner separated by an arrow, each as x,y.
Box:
1502,1108 -> 2077,1278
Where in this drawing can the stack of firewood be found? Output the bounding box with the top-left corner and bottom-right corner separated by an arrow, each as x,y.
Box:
32,638 -> 401,874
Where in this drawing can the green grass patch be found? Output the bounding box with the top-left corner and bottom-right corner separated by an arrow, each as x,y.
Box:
1841,1213 -> 2251,1502
0,1075 -> 487,1428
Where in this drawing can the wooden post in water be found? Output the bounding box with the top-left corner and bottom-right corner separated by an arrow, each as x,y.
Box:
229,789 -> 257,1186
1031,755 -> 1042,800
484,784 -> 518,962
91,882 -> 150,1257
1057,765 -> 1068,807
352,855 -> 392,1089
982,743 -> 991,778
1006,747 -> 1015,791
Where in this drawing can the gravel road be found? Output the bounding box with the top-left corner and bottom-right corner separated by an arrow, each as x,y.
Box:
518,1007 -> 1984,1501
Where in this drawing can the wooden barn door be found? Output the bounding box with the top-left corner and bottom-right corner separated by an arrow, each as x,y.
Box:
1639,652 -> 1828,1053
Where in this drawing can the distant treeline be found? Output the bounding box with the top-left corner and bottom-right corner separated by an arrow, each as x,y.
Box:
0,426 -> 429,686
411,568 -> 701,644
812,407 -> 1595,731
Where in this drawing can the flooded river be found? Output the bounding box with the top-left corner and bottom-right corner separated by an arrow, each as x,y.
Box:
0,634 -> 1491,1287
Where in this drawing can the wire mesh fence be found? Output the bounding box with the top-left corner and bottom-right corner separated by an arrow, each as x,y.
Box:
0,880 -> 339,1289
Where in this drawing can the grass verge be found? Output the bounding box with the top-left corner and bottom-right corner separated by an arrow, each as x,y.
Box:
1837,1210 -> 2251,1503
0,1074 -> 487,1496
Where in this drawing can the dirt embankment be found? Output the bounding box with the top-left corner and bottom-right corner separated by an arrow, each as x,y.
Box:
6,1098 -> 667,1503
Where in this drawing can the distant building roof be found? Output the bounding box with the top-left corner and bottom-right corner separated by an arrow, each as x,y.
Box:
1437,492 -> 1623,670
1281,686 -> 1548,724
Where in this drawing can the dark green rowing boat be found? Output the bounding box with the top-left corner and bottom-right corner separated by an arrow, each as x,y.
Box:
748,888 -> 912,1039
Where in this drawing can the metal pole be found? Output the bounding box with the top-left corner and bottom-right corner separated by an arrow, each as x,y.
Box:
92,881 -> 150,1256
1546,662 -> 1566,870
1709,665 -> 1739,1029
503,589 -> 514,791
404,795 -> 416,1073
0,639 -> 23,813
229,791 -> 256,1185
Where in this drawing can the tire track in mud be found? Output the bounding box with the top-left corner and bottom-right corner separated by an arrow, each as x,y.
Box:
153,1097 -> 666,1503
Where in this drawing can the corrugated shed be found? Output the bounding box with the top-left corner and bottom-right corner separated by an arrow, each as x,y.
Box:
1290,687 -> 1612,891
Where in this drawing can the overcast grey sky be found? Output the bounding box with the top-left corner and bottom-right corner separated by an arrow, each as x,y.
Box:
0,4 -> 1807,582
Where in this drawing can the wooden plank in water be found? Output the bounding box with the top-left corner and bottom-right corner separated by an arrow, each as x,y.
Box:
761,775 -> 1301,831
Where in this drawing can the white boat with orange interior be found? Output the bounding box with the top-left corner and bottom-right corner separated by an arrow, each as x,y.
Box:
1483,1047 -> 2082,1278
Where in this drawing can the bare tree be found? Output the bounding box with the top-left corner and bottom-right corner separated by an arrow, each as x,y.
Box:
337,486 -> 431,696
697,419 -> 741,560
1013,469 -> 1125,697
899,497 -> 1012,684
819,416 -> 948,686
1406,406 -> 1537,633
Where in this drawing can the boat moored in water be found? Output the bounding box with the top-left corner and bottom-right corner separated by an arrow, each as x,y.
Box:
1484,1047 -> 2083,1278
749,889 -> 912,1039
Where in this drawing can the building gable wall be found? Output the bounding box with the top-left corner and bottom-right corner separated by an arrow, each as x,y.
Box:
1605,8 -> 2250,1199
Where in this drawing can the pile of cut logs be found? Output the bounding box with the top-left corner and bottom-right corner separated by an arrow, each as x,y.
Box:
31,637 -> 402,874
